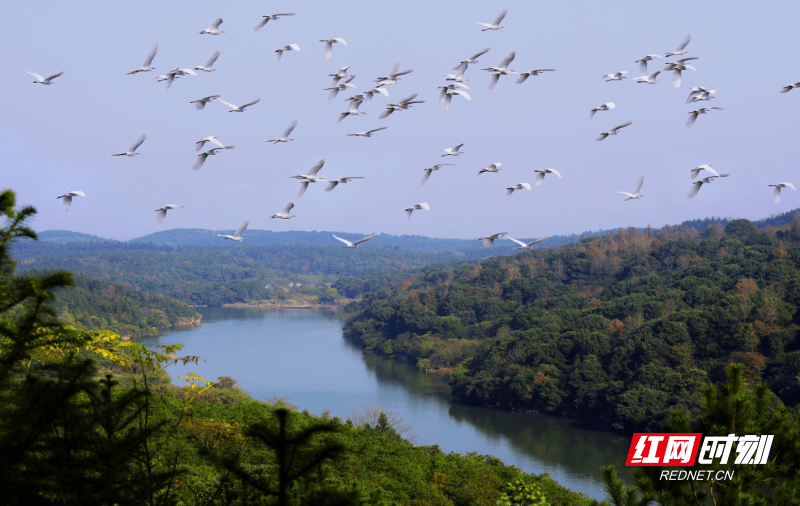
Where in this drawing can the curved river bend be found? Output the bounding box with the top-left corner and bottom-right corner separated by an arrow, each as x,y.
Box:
145,307 -> 633,500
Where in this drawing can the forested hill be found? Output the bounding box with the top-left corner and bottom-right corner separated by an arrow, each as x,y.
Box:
342,217 -> 800,433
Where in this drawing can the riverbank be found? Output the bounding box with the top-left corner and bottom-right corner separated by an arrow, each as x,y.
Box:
221,298 -> 354,311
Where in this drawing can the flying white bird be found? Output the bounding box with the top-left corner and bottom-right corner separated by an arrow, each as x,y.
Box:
219,98 -> 260,112
666,33 -> 693,57
27,70 -> 63,85
265,119 -> 298,143
325,177 -> 364,191
534,168 -> 561,187
189,94 -> 220,110
506,182 -> 531,200
443,89 -> 471,110
127,43 -> 159,74
195,136 -> 225,151
482,51 -> 517,89
635,54 -> 662,76
254,13 -> 295,31
440,66 -> 470,84
686,107 -> 723,129
405,203 -> 430,221
194,50 -> 220,72
635,71 -> 661,84
193,146 -> 234,170
158,68 -> 196,90
590,102 -> 615,119
421,164 -> 454,185
770,183 -> 796,204
155,204 -> 183,224
601,71 -> 627,82
477,9 -> 508,31
329,66 -> 352,86
347,126 -> 387,137
333,234 -> 375,248
111,133 -> 147,156
271,202 -> 297,219
670,64 -> 696,89
516,69 -> 556,84
374,62 -> 414,87
597,121 -> 633,141
454,48 -> 491,71
478,163 -> 502,176
198,18 -> 224,35
478,232 -> 508,247
438,83 -> 470,105
275,44 -> 300,62
689,164 -> 722,179
615,175 -> 644,201
506,236 -> 549,249
338,99 -> 366,123
442,144 -> 465,157
362,87 -> 389,105
291,159 -> 327,197
689,90 -> 716,102
325,78 -> 357,103
688,175 -> 728,198
379,93 -> 424,119
663,57 -> 698,70
218,221 -> 248,242
56,191 -> 85,211
320,38 -> 347,59
780,82 -> 800,93
685,87 -> 712,103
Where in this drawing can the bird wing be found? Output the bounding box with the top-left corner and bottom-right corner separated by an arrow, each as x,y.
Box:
535,172 -> 546,187
526,236 -> 549,247
234,220 -> 248,237
324,41 -> 333,58
493,8 -> 508,25
308,159 -> 325,176
471,47 -> 491,60
193,153 -> 208,170
482,238 -> 495,247
353,235 -> 375,245
129,133 -> 148,152
333,38 -> 347,45
615,192 -> 633,197
774,186 -> 782,204
367,126 -> 387,134
43,71 -> 64,82
218,99 -> 237,109
388,62 -> 401,77
520,182 -> 531,191
489,74 -> 500,90
282,202 -> 295,213
419,203 -> 430,210
327,89 -> 339,103
686,112 -> 698,129
454,90 -> 471,100
606,102 -> 616,109
399,93 -> 419,104
26,71 -> 44,81
515,74 -> 529,84
672,69 -> 682,88
332,235 -> 353,247
687,182 -> 702,198
783,183 -> 797,191
282,119 -> 299,137
444,94 -> 452,110
702,165 -> 720,177
590,109 -> 597,119
499,51 -> 515,69
638,61 -> 647,76
276,13 -> 296,16
144,42 -> 159,66
506,236 -> 527,247
632,175 -> 644,194
549,169 -> 562,178
324,181 -> 339,191
406,209 -> 414,220
421,169 -> 433,185
195,139 -> 205,151
378,109 -> 393,119
254,17 -> 269,31
156,209 -> 167,223
288,44 -> 300,51
676,34 -> 693,51
241,98 -> 261,108
505,188 -> 515,199
211,18 -> 223,29
612,121 -> 633,133
650,71 -> 661,80
596,133 -> 609,141
206,50 -> 220,68
209,137 -> 225,149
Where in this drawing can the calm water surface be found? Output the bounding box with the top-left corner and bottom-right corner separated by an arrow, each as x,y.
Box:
145,307 -> 633,500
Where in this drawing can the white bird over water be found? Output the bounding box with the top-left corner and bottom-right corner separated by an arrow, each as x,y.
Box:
193,145 -> 234,170
379,93 -> 424,119
291,159 -> 327,197
189,95 -> 220,110
534,168 -> 561,186
265,119 -> 299,143
635,71 -> 661,84
56,191 -> 85,211
253,13 -> 295,31
478,232 -> 508,247
477,9 -> 508,31
506,182 -> 531,199
635,54 -> 662,76
770,183 -> 796,203
421,164 -> 454,185
127,43 -> 159,74
195,136 -> 225,151
688,175 -> 727,198
665,33 -> 693,57
275,44 -> 300,62
454,48 -> 491,71
405,203 -> 430,221
780,82 -> 800,93
155,205 -> 183,224
333,234 -> 375,248
597,121 -> 633,141
516,69 -> 555,84
325,177 -> 364,191
198,18 -> 224,35
478,163 -> 502,176
111,133 -> 147,156
271,202 -> 296,219
219,98 -> 260,112
590,102 -> 615,119
689,164 -> 722,179
482,51 -> 517,90
615,175 -> 644,201
442,144 -> 465,157
506,236 -> 549,249
320,38 -> 347,59
443,89 -> 471,110
686,107 -> 723,129
347,126 -> 387,137
27,70 -> 63,85
601,71 -> 627,82
218,221 -> 248,242
194,50 -> 220,72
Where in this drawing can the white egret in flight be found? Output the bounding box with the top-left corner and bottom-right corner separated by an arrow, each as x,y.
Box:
688,175 -> 728,198
198,18 -> 224,35
127,43 -> 159,74
379,93 -> 424,119
601,71 -> 627,82
57,191 -> 85,211
454,48 -> 491,71
615,175 -> 644,201
590,102 -> 615,119
111,133 -> 147,156
189,95 -> 220,110
665,34 -> 693,57
597,121 -> 632,141
478,163 -> 502,176
27,70 -> 63,85
482,51 -> 517,89
346,126 -> 387,137
271,202 -> 297,219
441,143 -> 465,157
325,177 -> 364,191
265,120 -> 299,143
333,234 -> 375,248
421,164 -> 454,185
218,221 -> 248,242
275,44 -> 300,62
770,183 -> 796,203
405,203 -> 430,220
635,54 -> 661,76
635,71 -> 661,84
534,168 -> 561,186
479,232 -> 508,247
219,98 -> 260,112
320,38 -> 347,59
689,164 -> 721,179
506,182 -> 531,200
686,107 -> 722,129
477,9 -> 507,31
780,82 -> 800,93
195,136 -> 225,151
194,50 -> 220,72
291,159 -> 327,197
516,69 -> 555,84
506,236 -> 550,249
193,146 -> 233,170
254,13 -> 295,31
155,205 -> 183,224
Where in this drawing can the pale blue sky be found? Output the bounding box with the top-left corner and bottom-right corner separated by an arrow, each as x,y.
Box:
3,1 -> 799,240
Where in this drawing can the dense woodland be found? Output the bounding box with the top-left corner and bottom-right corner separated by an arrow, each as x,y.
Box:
343,216 -> 800,433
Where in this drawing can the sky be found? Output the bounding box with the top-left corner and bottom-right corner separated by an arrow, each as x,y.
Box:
3,0 -> 800,241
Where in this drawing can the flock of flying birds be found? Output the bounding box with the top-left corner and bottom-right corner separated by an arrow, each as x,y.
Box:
36,8 -> 797,249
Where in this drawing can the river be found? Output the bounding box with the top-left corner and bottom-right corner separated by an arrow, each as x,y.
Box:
144,307 -> 634,500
